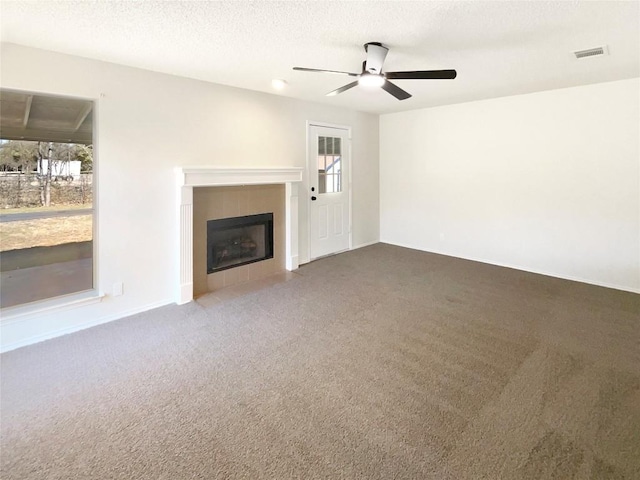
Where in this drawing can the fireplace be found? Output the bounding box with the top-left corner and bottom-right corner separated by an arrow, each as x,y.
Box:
207,213 -> 274,273
176,167 -> 303,305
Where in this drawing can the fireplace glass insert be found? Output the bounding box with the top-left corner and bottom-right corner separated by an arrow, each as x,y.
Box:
206,213 -> 274,274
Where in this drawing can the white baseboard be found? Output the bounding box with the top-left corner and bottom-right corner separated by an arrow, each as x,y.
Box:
380,240 -> 640,294
1,299 -> 173,353
178,282 -> 194,305
351,240 -> 380,250
3,241 -> 635,353
286,254 -> 299,271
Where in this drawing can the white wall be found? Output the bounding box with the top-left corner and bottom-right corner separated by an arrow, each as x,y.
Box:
381,78 -> 640,292
0,43 -> 380,351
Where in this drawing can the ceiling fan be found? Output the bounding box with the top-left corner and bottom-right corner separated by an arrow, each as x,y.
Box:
293,42 -> 457,101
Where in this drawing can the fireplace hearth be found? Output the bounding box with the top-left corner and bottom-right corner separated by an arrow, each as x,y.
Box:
207,213 -> 274,274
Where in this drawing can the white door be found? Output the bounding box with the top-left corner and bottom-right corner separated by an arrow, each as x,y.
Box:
308,125 -> 350,260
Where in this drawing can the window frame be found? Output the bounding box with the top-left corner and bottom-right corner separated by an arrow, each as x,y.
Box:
0,89 -> 100,314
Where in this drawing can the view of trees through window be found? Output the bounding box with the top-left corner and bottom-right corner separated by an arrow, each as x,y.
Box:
0,137 -> 94,308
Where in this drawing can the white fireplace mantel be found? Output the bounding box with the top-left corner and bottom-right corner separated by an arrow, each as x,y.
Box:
176,167 -> 303,305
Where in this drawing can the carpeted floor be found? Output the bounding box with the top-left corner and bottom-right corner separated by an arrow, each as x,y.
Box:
1,243 -> 639,479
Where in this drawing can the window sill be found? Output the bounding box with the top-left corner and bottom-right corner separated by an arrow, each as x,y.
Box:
0,290 -> 104,325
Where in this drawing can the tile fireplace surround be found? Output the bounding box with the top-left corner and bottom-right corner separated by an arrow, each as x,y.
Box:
176,167 -> 303,305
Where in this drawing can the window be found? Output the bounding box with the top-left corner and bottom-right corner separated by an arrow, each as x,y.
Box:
317,136 -> 342,194
0,90 -> 95,308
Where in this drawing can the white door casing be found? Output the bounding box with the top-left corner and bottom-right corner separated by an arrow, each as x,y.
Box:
308,124 -> 351,260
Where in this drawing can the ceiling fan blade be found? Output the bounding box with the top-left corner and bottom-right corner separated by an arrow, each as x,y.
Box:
364,42 -> 388,74
381,80 -> 412,100
326,81 -> 359,96
385,69 -> 457,80
293,67 -> 359,77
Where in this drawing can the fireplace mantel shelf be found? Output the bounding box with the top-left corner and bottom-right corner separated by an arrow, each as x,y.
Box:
176,166 -> 303,305
177,167 -> 303,187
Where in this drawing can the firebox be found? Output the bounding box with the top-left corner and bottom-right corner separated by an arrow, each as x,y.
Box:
206,213 -> 274,274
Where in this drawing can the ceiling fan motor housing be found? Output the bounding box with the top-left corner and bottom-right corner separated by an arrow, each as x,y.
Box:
364,42 -> 385,50
363,42 -> 389,74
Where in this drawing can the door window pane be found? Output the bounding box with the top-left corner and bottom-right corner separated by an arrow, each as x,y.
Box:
317,136 -> 342,194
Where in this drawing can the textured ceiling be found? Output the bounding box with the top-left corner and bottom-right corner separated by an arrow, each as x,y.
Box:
1,1 -> 638,114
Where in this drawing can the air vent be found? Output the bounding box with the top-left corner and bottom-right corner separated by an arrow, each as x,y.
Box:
574,46 -> 608,59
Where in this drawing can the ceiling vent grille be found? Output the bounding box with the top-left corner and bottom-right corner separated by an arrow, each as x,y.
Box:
574,46 -> 608,59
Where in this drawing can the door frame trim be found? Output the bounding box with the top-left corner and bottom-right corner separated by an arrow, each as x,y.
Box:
305,121 -> 353,263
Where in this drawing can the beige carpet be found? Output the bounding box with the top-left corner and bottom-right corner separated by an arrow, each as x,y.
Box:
1,243 -> 639,479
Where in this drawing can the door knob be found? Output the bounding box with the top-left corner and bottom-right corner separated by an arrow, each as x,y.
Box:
311,196 -> 317,201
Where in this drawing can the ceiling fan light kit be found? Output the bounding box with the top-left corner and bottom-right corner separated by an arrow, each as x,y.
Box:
358,73 -> 386,88
271,78 -> 288,90
293,42 -> 457,101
